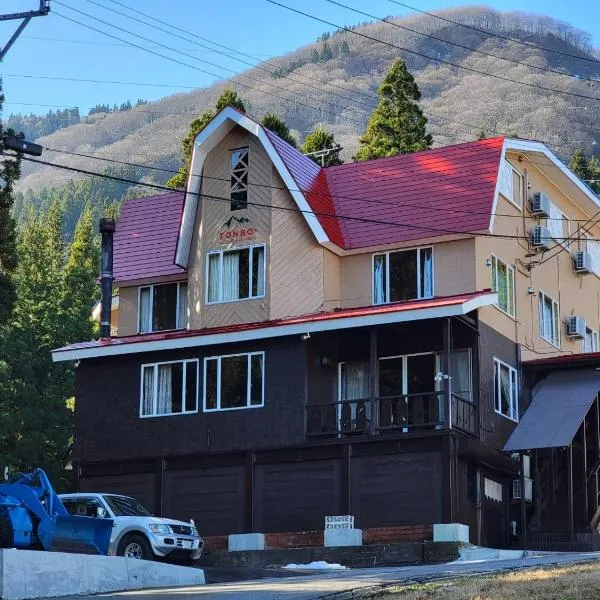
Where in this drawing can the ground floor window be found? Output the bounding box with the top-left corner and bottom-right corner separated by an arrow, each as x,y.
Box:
140,359 -> 198,417
204,351 -> 264,411
493,358 -> 518,421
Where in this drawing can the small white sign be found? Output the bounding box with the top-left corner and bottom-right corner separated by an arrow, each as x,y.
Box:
325,515 -> 354,530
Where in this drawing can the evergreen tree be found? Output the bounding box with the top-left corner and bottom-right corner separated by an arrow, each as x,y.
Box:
354,58 -> 432,161
301,125 -> 343,166
339,40 -> 350,57
260,113 -> 297,147
0,84 -> 22,325
319,41 -> 333,62
569,148 -> 590,181
310,48 -> 320,63
166,89 -> 247,189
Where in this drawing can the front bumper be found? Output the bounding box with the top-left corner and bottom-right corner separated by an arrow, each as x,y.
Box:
150,534 -> 204,559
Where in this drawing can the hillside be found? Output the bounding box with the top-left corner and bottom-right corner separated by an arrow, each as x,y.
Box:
14,6 -> 600,198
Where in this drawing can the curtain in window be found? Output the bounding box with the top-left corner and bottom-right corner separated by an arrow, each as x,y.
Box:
177,283 -> 188,328
222,251 -> 240,301
373,255 -> 386,304
499,363 -> 511,416
540,296 -> 552,340
450,351 -> 471,400
157,364 -> 173,415
207,254 -> 220,302
142,366 -> 154,415
340,362 -> 369,400
510,370 -> 519,420
253,247 -> 265,297
421,249 -> 433,298
139,287 -> 152,333
496,261 -> 507,311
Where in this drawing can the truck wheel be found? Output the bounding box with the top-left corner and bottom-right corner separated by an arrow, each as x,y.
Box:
117,534 -> 153,561
0,516 -> 13,548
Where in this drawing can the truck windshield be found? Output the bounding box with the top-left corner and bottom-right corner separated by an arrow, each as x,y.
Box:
103,495 -> 151,517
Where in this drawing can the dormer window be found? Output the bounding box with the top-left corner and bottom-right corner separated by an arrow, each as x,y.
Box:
138,282 -> 187,333
230,147 -> 249,211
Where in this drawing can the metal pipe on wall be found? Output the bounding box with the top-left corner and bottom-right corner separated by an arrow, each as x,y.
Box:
99,218 -> 115,339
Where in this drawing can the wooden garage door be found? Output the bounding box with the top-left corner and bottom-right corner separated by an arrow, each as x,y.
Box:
163,466 -> 245,536
79,472 -> 156,514
351,452 -> 443,528
254,459 -> 342,533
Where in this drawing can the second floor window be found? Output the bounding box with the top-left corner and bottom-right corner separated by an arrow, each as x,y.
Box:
207,244 -> 265,304
230,147 -> 249,210
493,358 -> 518,422
138,282 -> 187,333
539,291 -> 560,347
491,256 -> 515,317
373,247 -> 433,305
585,327 -> 599,353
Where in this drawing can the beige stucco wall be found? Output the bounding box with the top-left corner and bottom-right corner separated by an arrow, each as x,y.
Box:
477,151 -> 600,361
117,285 -> 138,337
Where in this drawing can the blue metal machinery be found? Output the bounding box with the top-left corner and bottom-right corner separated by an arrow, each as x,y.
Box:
0,469 -> 113,555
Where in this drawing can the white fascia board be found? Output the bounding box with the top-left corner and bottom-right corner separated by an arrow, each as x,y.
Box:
52,293 -> 497,362
175,107 -> 331,267
488,139 -> 509,233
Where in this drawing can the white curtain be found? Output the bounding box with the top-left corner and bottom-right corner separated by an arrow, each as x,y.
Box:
450,351 -> 471,400
499,363 -> 511,416
157,364 -> 173,415
142,366 -> 154,415
139,287 -> 152,333
373,255 -> 386,304
207,254 -> 220,302
177,283 -> 188,329
422,249 -> 433,298
341,362 -> 369,400
222,251 -> 240,301
547,202 -> 565,241
254,247 -> 265,297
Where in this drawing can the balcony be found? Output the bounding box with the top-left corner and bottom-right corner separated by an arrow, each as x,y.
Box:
306,392 -> 476,438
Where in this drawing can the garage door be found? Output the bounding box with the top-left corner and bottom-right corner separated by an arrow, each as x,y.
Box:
164,466 -> 245,536
79,472 -> 156,514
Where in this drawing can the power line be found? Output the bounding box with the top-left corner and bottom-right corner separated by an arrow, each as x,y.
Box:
324,0 -> 600,86
264,0 -> 600,104
388,0 -> 600,67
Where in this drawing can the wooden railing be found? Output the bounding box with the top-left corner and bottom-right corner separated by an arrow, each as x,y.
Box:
451,393 -> 477,435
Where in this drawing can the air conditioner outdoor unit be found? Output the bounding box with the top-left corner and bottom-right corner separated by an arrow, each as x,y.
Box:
574,250 -> 593,274
513,477 -> 533,502
530,225 -> 552,250
530,192 -> 552,217
567,315 -> 586,339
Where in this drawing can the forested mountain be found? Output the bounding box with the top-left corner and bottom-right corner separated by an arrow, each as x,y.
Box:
12,6 -> 600,234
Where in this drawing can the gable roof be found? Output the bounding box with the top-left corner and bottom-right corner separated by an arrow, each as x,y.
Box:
113,191 -> 186,283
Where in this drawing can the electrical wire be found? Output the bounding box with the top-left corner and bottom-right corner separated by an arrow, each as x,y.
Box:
264,0 -> 600,104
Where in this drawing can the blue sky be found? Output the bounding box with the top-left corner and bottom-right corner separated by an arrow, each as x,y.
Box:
1,0 -> 600,117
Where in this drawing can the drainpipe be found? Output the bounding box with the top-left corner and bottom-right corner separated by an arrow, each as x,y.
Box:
99,218 -> 115,339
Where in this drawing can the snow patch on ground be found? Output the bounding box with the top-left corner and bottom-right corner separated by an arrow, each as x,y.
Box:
283,561 -> 348,570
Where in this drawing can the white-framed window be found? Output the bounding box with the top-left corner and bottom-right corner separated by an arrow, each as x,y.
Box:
493,358 -> 519,422
206,244 -> 265,304
140,359 -> 198,418
544,204 -> 569,246
138,282 -> 187,333
230,147 -> 249,211
204,351 -> 264,412
491,255 -> 515,317
538,291 -> 560,348
373,247 -> 433,305
584,327 -> 599,353
499,160 -> 523,209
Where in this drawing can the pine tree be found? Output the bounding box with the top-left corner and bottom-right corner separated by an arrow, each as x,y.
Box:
166,89 -> 247,189
301,125 -> 343,166
0,84 -> 22,325
319,41 -> 333,62
260,113 -> 297,147
570,148 -> 590,181
339,40 -> 350,57
354,59 -> 432,161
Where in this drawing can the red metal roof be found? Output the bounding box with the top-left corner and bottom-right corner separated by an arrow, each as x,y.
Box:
113,191 -> 186,283
54,290 -> 493,356
524,352 -> 600,367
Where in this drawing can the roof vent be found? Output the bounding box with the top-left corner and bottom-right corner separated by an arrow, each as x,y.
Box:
567,315 -> 586,339
574,250 -> 592,274
530,225 -> 552,250
530,192 -> 551,217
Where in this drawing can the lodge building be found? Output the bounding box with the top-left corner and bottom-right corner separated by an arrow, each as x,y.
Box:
54,106 -> 600,549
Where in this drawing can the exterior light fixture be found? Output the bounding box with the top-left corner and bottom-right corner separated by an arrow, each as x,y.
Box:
301,332 -> 311,341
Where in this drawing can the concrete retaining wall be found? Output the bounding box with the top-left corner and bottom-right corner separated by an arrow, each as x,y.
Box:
0,549 -> 205,600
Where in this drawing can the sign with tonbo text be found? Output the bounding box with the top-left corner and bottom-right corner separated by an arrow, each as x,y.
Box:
325,515 -> 354,530
217,216 -> 257,244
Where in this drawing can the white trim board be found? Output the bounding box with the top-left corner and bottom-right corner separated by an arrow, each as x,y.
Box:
52,293 -> 497,362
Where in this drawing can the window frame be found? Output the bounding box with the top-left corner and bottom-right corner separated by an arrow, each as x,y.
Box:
371,246 -> 434,305
584,326 -> 599,353
203,351 -> 265,412
538,290 -> 560,348
493,357 -> 519,423
230,146 -> 249,211
139,358 -> 199,419
500,160 -> 524,211
205,243 -> 266,305
137,281 -> 187,334
491,255 -> 516,318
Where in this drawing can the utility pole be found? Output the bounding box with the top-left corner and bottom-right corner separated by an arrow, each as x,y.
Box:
302,144 -> 343,167
0,1 -> 50,61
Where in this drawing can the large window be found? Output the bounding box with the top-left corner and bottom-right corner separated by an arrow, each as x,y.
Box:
544,204 -> 569,246
491,256 -> 515,317
493,358 -> 518,422
538,291 -> 560,347
585,327 -> 599,353
138,282 -> 187,333
206,245 -> 265,304
140,359 -> 198,417
204,352 -> 264,412
373,247 -> 433,305
230,147 -> 249,210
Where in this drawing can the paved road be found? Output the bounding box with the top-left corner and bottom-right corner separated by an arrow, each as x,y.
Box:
68,552 -> 600,600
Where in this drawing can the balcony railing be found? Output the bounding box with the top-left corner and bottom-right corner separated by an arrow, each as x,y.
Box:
306,391 -> 476,438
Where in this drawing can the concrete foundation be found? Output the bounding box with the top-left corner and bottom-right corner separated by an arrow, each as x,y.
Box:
433,523 -> 470,543
0,549 -> 205,600
324,528 -> 363,548
228,533 -> 266,552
